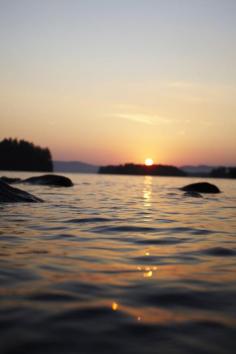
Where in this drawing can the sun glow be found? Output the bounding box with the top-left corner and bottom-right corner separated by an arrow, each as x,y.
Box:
145,158 -> 154,166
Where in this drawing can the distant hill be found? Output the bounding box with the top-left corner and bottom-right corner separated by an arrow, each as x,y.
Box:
181,165 -> 214,176
210,167 -> 236,178
53,161 -> 98,173
180,165 -> 236,178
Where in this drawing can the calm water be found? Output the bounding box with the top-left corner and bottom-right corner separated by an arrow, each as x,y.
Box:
0,172 -> 236,354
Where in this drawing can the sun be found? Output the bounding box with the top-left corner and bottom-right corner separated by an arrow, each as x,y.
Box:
145,158 -> 154,166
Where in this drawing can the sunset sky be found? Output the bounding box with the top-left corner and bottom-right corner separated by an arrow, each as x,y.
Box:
0,0 -> 236,166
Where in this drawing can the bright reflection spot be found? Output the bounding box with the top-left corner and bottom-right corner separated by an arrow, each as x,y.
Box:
137,265 -> 156,279
145,158 -> 154,166
144,270 -> 153,278
112,302 -> 118,311
137,316 -> 141,321
145,251 -> 150,256
143,176 -> 153,209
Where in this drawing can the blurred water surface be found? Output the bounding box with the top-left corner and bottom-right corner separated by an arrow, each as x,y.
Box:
0,172 -> 236,354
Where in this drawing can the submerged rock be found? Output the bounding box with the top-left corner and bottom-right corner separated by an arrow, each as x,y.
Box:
0,180 -> 43,203
181,182 -> 220,194
0,176 -> 22,184
183,191 -> 203,198
23,174 -> 73,187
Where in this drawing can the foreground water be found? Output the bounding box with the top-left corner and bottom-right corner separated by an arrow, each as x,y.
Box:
0,172 -> 236,354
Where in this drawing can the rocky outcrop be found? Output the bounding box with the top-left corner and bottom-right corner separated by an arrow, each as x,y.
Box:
23,174 -> 73,187
181,182 -> 220,194
0,180 -> 43,203
0,176 -> 22,184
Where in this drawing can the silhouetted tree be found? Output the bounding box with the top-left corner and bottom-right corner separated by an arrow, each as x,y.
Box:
0,138 -> 53,172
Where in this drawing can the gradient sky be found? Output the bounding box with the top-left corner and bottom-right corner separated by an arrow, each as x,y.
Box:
0,0 -> 236,165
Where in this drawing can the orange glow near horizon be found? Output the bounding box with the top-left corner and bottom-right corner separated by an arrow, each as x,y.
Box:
145,158 -> 154,166
0,2 -> 235,167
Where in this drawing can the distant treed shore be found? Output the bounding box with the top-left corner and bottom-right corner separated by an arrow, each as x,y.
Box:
99,164 -> 236,178
99,164 -> 186,176
0,138 -> 235,178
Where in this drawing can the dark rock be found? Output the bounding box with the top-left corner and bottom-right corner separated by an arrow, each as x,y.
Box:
183,191 -> 203,198
181,182 -> 220,194
0,180 -> 43,203
23,174 -> 73,187
0,176 -> 22,184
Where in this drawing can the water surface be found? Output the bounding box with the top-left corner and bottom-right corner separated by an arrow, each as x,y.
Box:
1,173 -> 236,353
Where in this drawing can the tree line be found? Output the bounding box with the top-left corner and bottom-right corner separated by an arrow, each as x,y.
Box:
99,163 -> 187,176
0,138 -> 53,172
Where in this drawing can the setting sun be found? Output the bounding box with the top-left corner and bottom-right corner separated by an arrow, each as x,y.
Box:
145,158 -> 154,166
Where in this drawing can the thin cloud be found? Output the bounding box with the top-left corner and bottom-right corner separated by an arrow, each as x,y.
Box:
113,112 -> 174,126
166,81 -> 195,89
114,113 -> 153,125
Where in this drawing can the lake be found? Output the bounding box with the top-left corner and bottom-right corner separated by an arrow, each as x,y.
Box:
0,172 -> 236,354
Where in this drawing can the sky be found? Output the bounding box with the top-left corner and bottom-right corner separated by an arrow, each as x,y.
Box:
0,0 -> 236,166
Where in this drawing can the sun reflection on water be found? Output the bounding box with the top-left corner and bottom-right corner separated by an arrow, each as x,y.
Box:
1,172 -> 236,352
143,176 -> 153,209
112,302 -> 119,311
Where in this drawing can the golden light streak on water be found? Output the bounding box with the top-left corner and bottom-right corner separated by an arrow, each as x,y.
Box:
143,270 -> 153,278
112,302 -> 119,311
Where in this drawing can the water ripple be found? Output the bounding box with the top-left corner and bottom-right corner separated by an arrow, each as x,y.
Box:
0,173 -> 236,354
